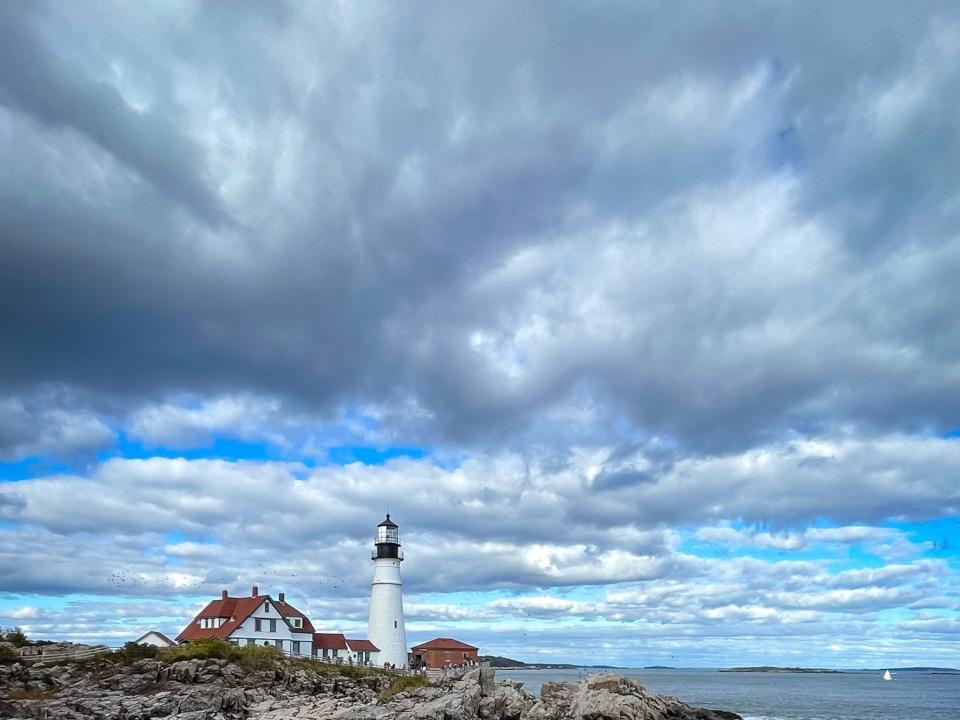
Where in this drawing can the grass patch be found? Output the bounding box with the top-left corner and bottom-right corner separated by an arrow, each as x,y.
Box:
288,656 -> 390,679
7,687 -> 60,700
378,675 -> 428,701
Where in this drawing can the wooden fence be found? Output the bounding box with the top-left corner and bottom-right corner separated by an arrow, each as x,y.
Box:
18,645 -> 111,663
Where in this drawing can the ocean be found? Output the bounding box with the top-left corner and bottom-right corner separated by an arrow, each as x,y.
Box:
496,667 -> 960,720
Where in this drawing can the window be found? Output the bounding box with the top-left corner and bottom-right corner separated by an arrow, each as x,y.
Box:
293,641 -> 301,654
322,649 -> 329,659
292,618 -> 301,628
255,619 -> 262,632
394,621 -> 398,628
275,639 -> 282,649
263,602 -> 269,613
246,639 -> 254,647
269,619 -> 277,632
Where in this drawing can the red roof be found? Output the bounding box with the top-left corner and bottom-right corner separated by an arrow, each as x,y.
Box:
313,632 -> 349,650
275,598 -> 316,634
411,637 -> 478,651
177,592 -> 315,643
346,638 -> 379,652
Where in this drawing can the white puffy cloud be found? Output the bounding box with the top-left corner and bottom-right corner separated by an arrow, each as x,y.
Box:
0,395 -> 113,460
0,0 -> 958,667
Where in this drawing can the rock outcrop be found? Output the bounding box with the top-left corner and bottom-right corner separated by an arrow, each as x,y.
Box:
0,659 -> 740,720
530,674 -> 741,720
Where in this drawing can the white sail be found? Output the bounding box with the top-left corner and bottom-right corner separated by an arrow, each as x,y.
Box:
882,669 -> 892,680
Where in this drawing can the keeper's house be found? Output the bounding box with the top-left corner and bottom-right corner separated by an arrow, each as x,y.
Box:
177,587 -> 380,664
177,586 -> 315,656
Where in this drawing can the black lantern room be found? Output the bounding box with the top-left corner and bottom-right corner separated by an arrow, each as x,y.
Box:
373,514 -> 403,560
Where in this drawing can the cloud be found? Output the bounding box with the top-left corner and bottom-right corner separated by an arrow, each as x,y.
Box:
128,395 -> 286,449
0,3 -> 231,226
0,0 -> 958,667
0,393 -> 114,460
0,2 -> 958,457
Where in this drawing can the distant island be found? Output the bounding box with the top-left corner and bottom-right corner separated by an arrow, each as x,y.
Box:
722,666 -> 959,674
722,666 -> 841,674
479,655 -> 620,670
481,658 -> 959,674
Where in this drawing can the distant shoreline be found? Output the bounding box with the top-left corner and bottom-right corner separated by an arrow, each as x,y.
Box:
491,662 -> 960,675
721,666 -> 841,674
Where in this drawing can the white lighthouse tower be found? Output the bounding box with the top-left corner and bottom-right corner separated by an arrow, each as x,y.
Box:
367,514 -> 408,668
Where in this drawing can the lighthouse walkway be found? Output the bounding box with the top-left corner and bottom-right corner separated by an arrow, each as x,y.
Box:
277,648 -> 488,682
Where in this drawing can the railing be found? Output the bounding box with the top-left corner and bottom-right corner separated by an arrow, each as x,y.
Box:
278,649 -> 428,676
370,549 -> 404,560
18,645 -> 111,663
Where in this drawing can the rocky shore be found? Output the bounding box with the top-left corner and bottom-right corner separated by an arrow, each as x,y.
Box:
0,656 -> 741,720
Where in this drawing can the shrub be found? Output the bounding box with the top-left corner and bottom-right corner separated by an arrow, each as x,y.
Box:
158,639 -> 280,668
114,642 -> 161,664
0,643 -> 19,664
1,627 -> 28,647
160,638 -> 239,662
235,645 -> 279,670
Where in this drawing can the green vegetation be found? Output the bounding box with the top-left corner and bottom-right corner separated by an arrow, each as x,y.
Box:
378,674 -> 428,701
158,638 -> 279,670
0,644 -> 19,664
1,627 -> 28,647
288,656 -> 388,679
114,642 -> 161,663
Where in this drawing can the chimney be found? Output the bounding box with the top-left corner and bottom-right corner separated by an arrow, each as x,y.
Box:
278,592 -> 285,603
221,589 -> 228,601
252,585 -> 259,597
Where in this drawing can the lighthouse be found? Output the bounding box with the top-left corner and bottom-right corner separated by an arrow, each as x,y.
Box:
367,514 -> 408,668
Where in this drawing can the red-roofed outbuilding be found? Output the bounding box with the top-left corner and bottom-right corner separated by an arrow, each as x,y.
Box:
346,638 -> 380,665
410,637 -> 479,668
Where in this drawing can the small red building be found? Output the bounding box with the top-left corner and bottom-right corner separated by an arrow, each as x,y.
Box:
410,637 -> 479,669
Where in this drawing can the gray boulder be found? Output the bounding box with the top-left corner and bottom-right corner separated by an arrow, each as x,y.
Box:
529,674 -> 740,720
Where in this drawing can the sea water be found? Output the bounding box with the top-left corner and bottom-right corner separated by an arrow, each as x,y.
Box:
496,668 -> 960,720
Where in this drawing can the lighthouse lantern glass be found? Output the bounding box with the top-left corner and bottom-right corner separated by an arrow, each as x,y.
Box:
377,525 -> 399,544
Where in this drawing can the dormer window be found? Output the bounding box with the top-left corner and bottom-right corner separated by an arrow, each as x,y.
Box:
292,618 -> 301,628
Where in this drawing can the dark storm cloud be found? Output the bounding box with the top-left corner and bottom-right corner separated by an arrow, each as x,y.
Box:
0,4 -> 230,227
1,0 -> 960,453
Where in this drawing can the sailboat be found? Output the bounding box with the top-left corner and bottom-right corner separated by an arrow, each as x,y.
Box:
882,669 -> 892,681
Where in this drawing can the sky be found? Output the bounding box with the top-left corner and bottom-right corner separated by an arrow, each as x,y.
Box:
0,0 -> 959,669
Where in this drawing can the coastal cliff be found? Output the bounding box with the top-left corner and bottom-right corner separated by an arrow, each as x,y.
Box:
0,656 -> 740,720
